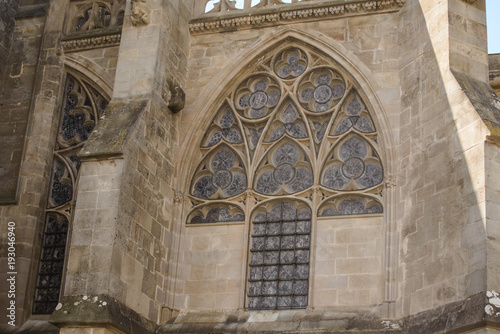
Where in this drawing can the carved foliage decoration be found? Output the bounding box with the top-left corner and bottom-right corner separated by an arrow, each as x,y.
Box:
33,74 -> 108,315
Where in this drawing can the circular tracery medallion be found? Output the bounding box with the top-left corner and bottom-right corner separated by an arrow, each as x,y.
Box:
342,157 -> 365,179
313,85 -> 333,104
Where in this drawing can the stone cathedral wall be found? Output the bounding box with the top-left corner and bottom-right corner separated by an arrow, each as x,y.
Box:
1,0 -> 500,333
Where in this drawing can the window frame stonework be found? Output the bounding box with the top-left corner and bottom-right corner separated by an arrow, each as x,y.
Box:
32,73 -> 108,315
186,43 -> 385,310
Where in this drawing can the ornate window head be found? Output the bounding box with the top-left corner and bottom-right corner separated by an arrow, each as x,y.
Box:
187,44 -> 384,310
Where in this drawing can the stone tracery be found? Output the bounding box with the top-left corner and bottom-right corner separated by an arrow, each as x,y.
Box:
187,44 -> 385,310
188,44 -> 384,221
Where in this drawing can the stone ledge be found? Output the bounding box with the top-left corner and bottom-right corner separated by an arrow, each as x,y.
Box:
159,309 -> 402,333
14,319 -> 59,334
15,4 -> 47,18
61,27 -> 122,52
158,292 -> 500,333
79,100 -> 148,159
49,295 -> 156,334
452,70 -> 500,139
189,0 -> 404,34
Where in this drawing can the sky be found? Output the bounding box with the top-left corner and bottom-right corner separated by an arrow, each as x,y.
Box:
207,0 -> 499,54
486,0 -> 500,54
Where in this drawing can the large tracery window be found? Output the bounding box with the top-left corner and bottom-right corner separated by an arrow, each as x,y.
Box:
187,45 -> 384,310
33,74 -> 108,314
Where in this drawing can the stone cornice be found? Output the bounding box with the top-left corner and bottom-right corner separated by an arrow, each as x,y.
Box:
189,0 -> 404,34
61,33 -> 121,52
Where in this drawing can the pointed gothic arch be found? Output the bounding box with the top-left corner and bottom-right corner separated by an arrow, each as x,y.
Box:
181,38 -> 390,310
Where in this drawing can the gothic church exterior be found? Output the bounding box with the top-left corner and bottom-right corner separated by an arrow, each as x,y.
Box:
1,0 -> 500,333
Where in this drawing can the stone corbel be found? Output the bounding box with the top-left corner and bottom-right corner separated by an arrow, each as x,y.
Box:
131,0 -> 150,26
163,80 -> 185,113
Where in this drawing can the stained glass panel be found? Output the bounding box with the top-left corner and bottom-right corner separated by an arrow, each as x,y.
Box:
248,202 -> 310,310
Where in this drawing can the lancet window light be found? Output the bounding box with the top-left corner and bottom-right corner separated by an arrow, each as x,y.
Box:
33,74 -> 108,314
187,45 -> 384,309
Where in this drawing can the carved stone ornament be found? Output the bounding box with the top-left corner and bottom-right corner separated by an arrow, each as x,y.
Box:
61,34 -> 121,52
174,191 -> 185,203
168,86 -> 186,113
163,80 -> 186,113
190,0 -> 405,34
131,0 -> 150,26
463,0 -> 478,3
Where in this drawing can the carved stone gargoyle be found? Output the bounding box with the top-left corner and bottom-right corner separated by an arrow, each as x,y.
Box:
131,0 -> 150,26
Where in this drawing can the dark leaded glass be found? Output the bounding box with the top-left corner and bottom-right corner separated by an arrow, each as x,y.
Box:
268,125 -> 286,142
188,204 -> 245,224
273,143 -> 300,166
49,160 -> 73,208
312,121 -> 328,141
339,137 -> 368,160
248,202 -> 310,310
248,127 -> 264,148
334,117 -> 353,136
192,147 -> 246,199
213,169 -> 232,189
207,130 -> 223,146
193,175 -> 217,199
223,172 -> 247,197
211,148 -> 236,171
319,197 -> 383,217
301,87 -> 314,101
354,116 -> 375,133
287,167 -> 313,193
342,157 -> 365,179
235,75 -> 281,119
322,164 -> 349,190
347,96 -> 363,116
33,213 -> 68,314
256,170 -> 281,195
355,162 -> 383,189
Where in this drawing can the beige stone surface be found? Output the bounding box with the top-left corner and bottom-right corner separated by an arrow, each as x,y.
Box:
3,0 -> 500,333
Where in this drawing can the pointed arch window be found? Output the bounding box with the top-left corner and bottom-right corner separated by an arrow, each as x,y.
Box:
32,74 -> 108,314
187,45 -> 384,310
